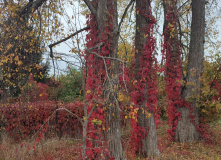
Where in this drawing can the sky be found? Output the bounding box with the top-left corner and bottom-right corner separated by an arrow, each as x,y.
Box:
46,0 -> 221,76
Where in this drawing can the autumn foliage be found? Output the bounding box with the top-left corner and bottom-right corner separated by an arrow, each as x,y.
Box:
162,1 -> 183,139
0,0 -> 221,160
129,1 -> 160,156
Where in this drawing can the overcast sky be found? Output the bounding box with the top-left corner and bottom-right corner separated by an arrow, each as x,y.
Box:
46,1 -> 221,76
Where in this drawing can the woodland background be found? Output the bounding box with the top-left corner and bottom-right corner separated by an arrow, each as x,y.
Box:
0,0 -> 221,159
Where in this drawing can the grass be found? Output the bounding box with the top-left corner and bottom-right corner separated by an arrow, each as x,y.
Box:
0,119 -> 220,160
0,135 -> 81,160
155,120 -> 221,160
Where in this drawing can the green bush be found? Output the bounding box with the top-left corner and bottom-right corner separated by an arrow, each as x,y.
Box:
58,67 -> 83,102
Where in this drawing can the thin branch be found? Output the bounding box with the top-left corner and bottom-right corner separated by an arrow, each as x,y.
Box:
178,0 -> 189,11
56,108 -> 83,124
87,50 -> 126,64
32,107 -> 83,140
87,42 -> 104,51
49,47 -> 56,78
118,0 -> 135,33
83,0 -> 97,16
49,26 -> 89,48
119,35 -> 128,56
58,57 -> 82,68
19,0 -> 47,17
48,26 -> 89,77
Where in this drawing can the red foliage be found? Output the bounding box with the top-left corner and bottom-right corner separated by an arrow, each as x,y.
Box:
161,0 -> 184,140
20,75 -> 62,102
0,101 -> 83,141
212,78 -> 221,101
84,0 -> 115,159
130,1 -> 159,155
162,2 -> 210,141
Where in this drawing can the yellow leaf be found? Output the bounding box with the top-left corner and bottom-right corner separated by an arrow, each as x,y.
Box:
118,92 -> 124,102
14,56 -> 19,61
86,90 -> 91,94
17,61 -> 23,66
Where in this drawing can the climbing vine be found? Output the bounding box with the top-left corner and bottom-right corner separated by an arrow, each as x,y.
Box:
130,0 -> 159,155
162,0 -> 183,140
84,0 -> 115,159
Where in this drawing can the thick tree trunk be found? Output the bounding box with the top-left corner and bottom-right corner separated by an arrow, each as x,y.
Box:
107,103 -> 126,159
177,0 -> 205,142
163,0 -> 205,143
105,1 -> 126,159
163,0 -> 205,142
85,0 -> 126,159
137,108 -> 160,157
163,0 -> 183,141
135,0 -> 160,157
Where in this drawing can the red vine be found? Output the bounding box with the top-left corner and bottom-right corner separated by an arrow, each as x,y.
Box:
130,1 -> 159,155
84,0 -> 115,159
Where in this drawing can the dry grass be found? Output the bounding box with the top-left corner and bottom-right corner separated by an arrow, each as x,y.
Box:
0,119 -> 220,160
133,119 -> 221,160
0,135 -> 81,160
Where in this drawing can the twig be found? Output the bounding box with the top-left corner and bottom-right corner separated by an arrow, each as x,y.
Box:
118,0 -> 135,33
32,108 -> 83,141
83,0 -> 97,16
19,0 -> 47,17
48,26 -> 89,49
89,51 -> 126,64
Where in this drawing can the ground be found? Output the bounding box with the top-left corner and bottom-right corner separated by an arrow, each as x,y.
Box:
0,119 -> 220,160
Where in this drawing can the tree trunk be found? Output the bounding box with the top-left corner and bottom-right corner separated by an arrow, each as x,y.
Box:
177,0 -> 205,142
134,0 -> 160,157
105,0 -> 126,159
162,0 -> 183,141
163,0 -> 205,142
85,0 -> 126,159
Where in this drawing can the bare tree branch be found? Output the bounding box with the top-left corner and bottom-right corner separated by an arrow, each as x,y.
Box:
19,0 -> 47,17
32,107 -> 83,140
178,0 -> 189,11
83,0 -> 97,16
48,26 -> 89,75
89,51 -> 126,63
49,26 -> 89,48
2,0 -> 8,8
118,0 -> 135,33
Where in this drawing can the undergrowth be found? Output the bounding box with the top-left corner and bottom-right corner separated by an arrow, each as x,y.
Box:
0,119 -> 220,160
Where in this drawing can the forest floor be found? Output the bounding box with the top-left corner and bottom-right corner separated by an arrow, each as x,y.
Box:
0,119 -> 220,160
150,119 -> 221,160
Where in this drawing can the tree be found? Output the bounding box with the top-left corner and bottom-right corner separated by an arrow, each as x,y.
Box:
162,0 -> 183,140
163,0 -> 206,142
178,0 -> 206,142
83,0 -> 127,159
0,1 -> 44,98
132,0 -> 160,157
57,67 -> 83,102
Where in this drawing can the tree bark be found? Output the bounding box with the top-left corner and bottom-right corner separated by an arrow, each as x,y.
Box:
84,0 -> 126,159
162,0 -> 183,141
134,0 -> 160,157
163,0 -> 205,143
105,0 -> 126,159
177,0 -> 205,142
